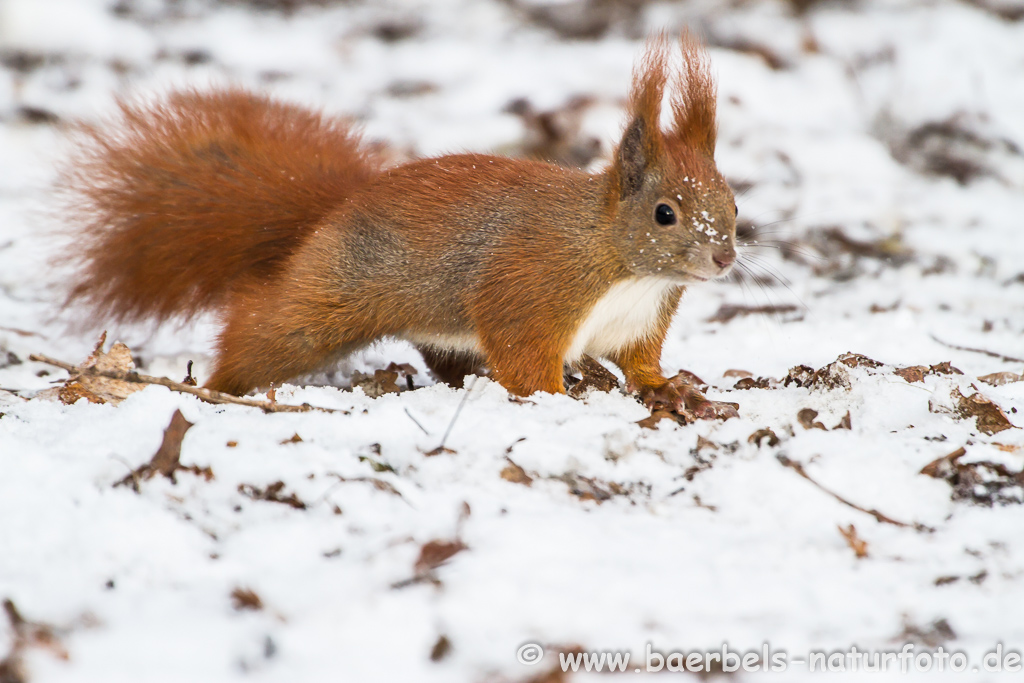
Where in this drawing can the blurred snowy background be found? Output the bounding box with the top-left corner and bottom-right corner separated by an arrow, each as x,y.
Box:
1,0 -> 1023,681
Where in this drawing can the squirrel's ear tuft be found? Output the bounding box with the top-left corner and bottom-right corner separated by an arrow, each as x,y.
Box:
670,31 -> 717,156
614,34 -> 669,199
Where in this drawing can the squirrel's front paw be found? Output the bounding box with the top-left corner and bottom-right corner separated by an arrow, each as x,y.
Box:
635,374 -> 739,422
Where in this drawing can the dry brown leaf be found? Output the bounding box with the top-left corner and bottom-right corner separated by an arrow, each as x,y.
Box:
920,445 -> 1024,505
385,362 -> 418,377
784,364 -> 816,387
920,446 -> 967,479
671,369 -> 709,392
836,352 -> 883,369
894,366 -> 927,383
423,445 -> 457,456
230,587 -> 263,611
114,410 -> 211,490
501,458 -> 533,486
637,409 -> 686,429
414,540 -> 467,574
838,524 -> 869,558
238,481 -> 306,509
695,435 -> 719,452
56,332 -> 143,405
734,376 -> 774,390
979,370 -> 1024,386
386,362 -> 419,390
351,368 -> 401,397
429,635 -> 452,662
557,473 -> 634,503
149,410 -> 194,477
893,617 -> 957,648
953,387 -> 1015,435
567,354 -> 618,397
898,361 -> 965,384
748,428 -> 780,447
930,361 -> 964,376
797,408 -> 827,430
807,361 -> 852,390
1,598 -> 70,681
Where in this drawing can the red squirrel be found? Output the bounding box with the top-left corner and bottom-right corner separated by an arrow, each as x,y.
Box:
59,34 -> 738,417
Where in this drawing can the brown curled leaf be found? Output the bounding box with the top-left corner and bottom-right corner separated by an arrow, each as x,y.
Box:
567,355 -> 619,398
230,587 -> 263,611
429,635 -> 452,662
979,370 -> 1024,386
734,376 -> 774,390
836,352 -> 883,368
749,428 -> 780,447
920,446 -> 1024,505
238,481 -> 306,509
894,366 -> 927,383
351,368 -> 401,397
501,458 -> 533,486
797,408 -> 826,430
838,524 -> 869,559
953,387 -> 1015,435
55,332 -> 143,405
637,409 -> 688,429
414,540 -> 467,574
114,410 -> 211,490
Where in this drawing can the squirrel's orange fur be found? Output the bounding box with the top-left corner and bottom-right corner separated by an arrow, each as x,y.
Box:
59,34 -> 737,407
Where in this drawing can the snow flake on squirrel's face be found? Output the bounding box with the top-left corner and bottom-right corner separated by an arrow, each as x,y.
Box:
625,158 -> 737,282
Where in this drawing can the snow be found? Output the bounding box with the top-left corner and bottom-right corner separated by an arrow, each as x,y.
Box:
2,0 -> 1024,680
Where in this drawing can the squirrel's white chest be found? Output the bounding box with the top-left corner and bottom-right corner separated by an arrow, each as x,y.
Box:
565,277 -> 678,362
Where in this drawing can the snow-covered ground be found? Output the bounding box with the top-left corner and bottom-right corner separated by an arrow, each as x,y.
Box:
2,0 -> 1024,680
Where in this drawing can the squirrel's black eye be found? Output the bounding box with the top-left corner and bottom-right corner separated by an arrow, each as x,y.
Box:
654,203 -> 676,226
734,204 -> 739,217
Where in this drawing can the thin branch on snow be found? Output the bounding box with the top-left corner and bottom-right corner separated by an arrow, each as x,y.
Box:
777,454 -> 933,532
929,334 -> 1024,364
28,353 -> 349,414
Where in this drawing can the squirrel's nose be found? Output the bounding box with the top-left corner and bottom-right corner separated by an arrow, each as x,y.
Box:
712,246 -> 736,270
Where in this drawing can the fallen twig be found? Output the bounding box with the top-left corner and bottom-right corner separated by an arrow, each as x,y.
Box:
425,376 -> 476,455
929,335 -> 1024,364
28,353 -> 348,414
777,454 -> 932,531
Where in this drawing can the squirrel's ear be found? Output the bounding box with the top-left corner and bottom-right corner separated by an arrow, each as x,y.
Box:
614,35 -> 669,200
670,31 -> 717,156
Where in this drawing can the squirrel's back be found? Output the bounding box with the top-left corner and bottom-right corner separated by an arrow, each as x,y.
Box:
58,87 -> 380,325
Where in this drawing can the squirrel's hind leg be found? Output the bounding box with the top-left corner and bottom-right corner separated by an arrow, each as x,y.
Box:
205,288 -> 374,396
417,346 -> 486,388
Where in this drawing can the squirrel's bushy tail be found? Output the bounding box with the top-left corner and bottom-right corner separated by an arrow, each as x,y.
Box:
59,87 -> 380,324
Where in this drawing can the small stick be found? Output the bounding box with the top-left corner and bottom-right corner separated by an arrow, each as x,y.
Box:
28,353 -> 348,414
929,334 -> 1024,364
777,454 -> 931,531
438,376 -> 476,451
403,407 -> 430,435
